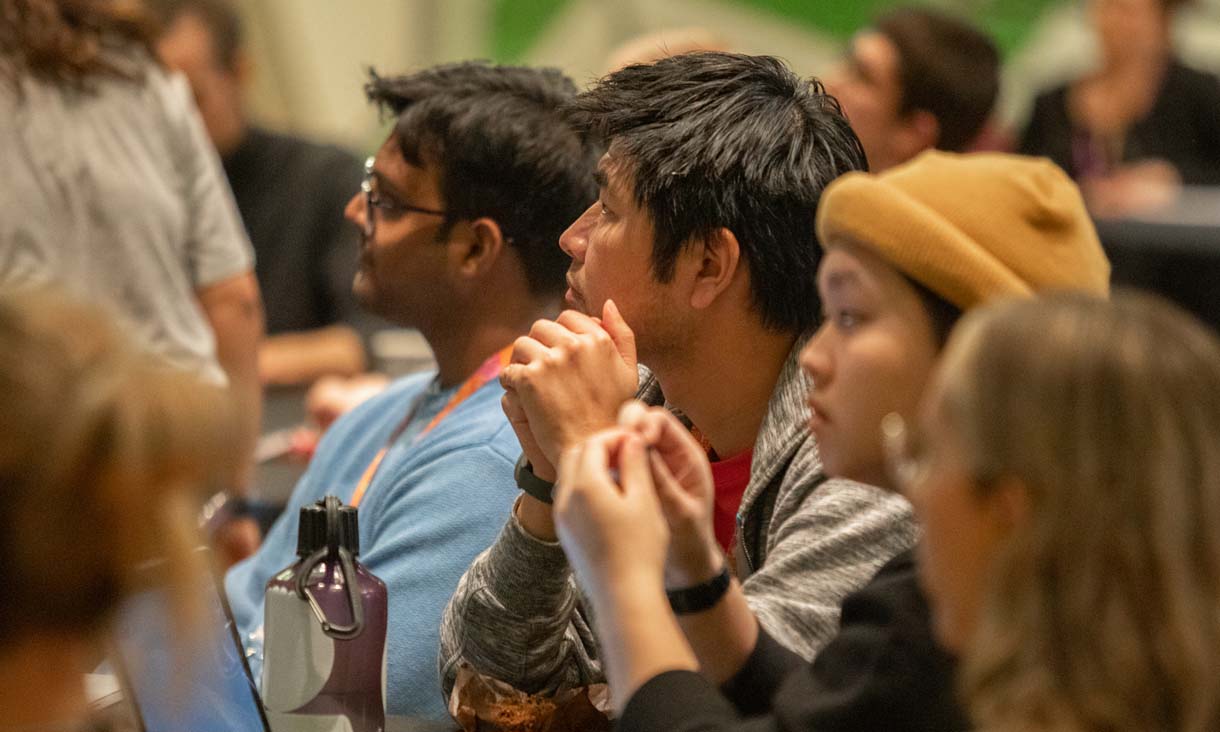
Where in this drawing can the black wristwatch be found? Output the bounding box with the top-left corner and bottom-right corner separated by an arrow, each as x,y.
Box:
666,565 -> 732,615
514,454 -> 556,504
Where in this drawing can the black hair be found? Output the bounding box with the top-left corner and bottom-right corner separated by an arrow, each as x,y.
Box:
874,7 -> 1000,152
564,51 -> 866,334
906,275 -> 963,349
365,62 -> 600,298
147,0 -> 243,69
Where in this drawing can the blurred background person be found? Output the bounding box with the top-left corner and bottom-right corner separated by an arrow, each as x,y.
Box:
826,7 -> 1001,171
153,0 -> 375,387
0,0 -> 263,563
0,289 -> 239,731
605,26 -> 730,71
912,291 -> 1220,731
1019,0 -> 1220,216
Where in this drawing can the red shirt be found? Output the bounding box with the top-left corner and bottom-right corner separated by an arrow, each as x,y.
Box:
710,449 -> 754,552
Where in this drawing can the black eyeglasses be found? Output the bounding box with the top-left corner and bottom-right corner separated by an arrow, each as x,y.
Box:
361,156 -> 447,237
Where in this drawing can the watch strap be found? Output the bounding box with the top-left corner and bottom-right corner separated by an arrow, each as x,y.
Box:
666,565 -> 732,615
514,453 -> 555,505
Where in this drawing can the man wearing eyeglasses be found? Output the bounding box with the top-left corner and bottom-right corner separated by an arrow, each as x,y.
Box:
223,62 -> 599,720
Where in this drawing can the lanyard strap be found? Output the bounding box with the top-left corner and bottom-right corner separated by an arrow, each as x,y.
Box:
349,346 -> 512,508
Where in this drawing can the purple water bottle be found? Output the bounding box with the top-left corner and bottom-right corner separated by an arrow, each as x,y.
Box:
262,496 -> 388,732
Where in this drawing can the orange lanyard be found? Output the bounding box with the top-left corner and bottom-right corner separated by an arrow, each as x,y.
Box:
349,346 -> 513,508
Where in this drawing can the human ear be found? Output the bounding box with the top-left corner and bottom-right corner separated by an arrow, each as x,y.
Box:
895,109 -> 940,160
452,217 -> 505,282
688,227 -> 742,310
988,475 -> 1032,533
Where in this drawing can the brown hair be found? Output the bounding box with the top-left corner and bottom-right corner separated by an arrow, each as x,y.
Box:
874,7 -> 1000,152
937,291 -> 1220,731
147,0 -> 245,70
0,0 -> 158,87
0,289 -> 240,645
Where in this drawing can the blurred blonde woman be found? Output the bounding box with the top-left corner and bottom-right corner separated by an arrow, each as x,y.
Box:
0,290 -> 239,731
912,291 -> 1220,731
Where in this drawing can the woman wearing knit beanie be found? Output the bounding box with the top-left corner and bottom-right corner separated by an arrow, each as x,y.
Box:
549,151 -> 1112,731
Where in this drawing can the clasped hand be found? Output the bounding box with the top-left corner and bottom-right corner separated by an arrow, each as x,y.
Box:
553,402 -> 727,602
500,300 -> 639,481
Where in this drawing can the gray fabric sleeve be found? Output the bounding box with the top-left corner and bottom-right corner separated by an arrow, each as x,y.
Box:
438,499 -> 603,699
160,73 -> 255,288
742,476 -> 918,661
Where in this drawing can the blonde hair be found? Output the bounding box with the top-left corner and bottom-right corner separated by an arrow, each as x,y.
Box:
935,291 -> 1220,731
0,289 -> 239,645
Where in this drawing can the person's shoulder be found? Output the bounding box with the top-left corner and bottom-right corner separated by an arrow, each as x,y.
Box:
422,381 -> 519,465
1166,59 -> 1220,94
1030,81 -> 1071,114
321,371 -> 437,441
251,126 -> 361,178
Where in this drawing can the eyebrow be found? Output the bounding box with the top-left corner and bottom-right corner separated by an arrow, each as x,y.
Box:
821,268 -> 863,293
849,55 -> 876,86
371,168 -> 406,200
593,169 -> 609,189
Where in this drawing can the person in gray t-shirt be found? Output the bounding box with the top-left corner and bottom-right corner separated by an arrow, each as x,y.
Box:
0,1 -> 263,562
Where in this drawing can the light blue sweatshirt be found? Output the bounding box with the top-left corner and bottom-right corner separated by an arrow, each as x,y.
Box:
226,371 -> 520,719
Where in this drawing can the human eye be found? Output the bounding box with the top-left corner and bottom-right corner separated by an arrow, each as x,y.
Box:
828,308 -> 863,331
371,188 -> 404,215
598,195 -> 614,218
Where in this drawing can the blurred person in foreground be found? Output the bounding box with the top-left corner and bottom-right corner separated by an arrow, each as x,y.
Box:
1020,0 -> 1220,217
548,152 -> 1111,730
153,0 -> 376,387
827,6 -> 1000,172
912,291 -> 1220,731
223,62 -> 599,719
0,0 -> 263,563
439,51 -> 916,704
0,289 -> 239,731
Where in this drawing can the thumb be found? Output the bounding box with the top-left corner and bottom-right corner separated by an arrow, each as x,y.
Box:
616,435 -> 654,500
602,299 -> 637,369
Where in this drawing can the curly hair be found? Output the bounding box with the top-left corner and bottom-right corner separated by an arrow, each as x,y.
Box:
937,291 -> 1220,732
0,289 -> 240,645
0,0 -> 157,88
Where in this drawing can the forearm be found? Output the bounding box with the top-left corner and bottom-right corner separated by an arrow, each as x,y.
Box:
198,272 -> 264,492
438,507 -> 599,696
517,493 -> 558,541
259,325 -> 367,386
589,577 -> 699,715
676,581 -> 760,685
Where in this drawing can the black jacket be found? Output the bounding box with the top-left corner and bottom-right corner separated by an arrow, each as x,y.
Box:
618,550 -> 970,732
1019,60 -> 1220,186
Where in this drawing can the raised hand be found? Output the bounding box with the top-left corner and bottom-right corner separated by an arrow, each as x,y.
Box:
553,429 -> 669,597
500,300 -> 639,476
617,402 -> 725,588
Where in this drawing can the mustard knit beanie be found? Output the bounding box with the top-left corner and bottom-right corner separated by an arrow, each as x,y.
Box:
816,151 -> 1111,309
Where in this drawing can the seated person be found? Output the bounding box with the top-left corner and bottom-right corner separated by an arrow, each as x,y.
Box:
440,51 -> 915,700
1019,0 -> 1220,216
549,151 -> 1111,730
154,0 -> 378,386
223,61 -> 598,719
0,288 -> 239,731
913,291 -> 1220,731
827,6 -> 1000,171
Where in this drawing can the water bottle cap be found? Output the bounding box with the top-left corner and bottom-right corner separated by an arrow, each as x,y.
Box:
296,497 -> 360,557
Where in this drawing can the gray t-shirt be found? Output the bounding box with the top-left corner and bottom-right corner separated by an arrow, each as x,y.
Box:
0,51 -> 254,384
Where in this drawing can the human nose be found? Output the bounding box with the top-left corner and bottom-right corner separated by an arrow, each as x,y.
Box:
345,190 -> 367,236
800,324 -> 833,389
559,203 -> 597,261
